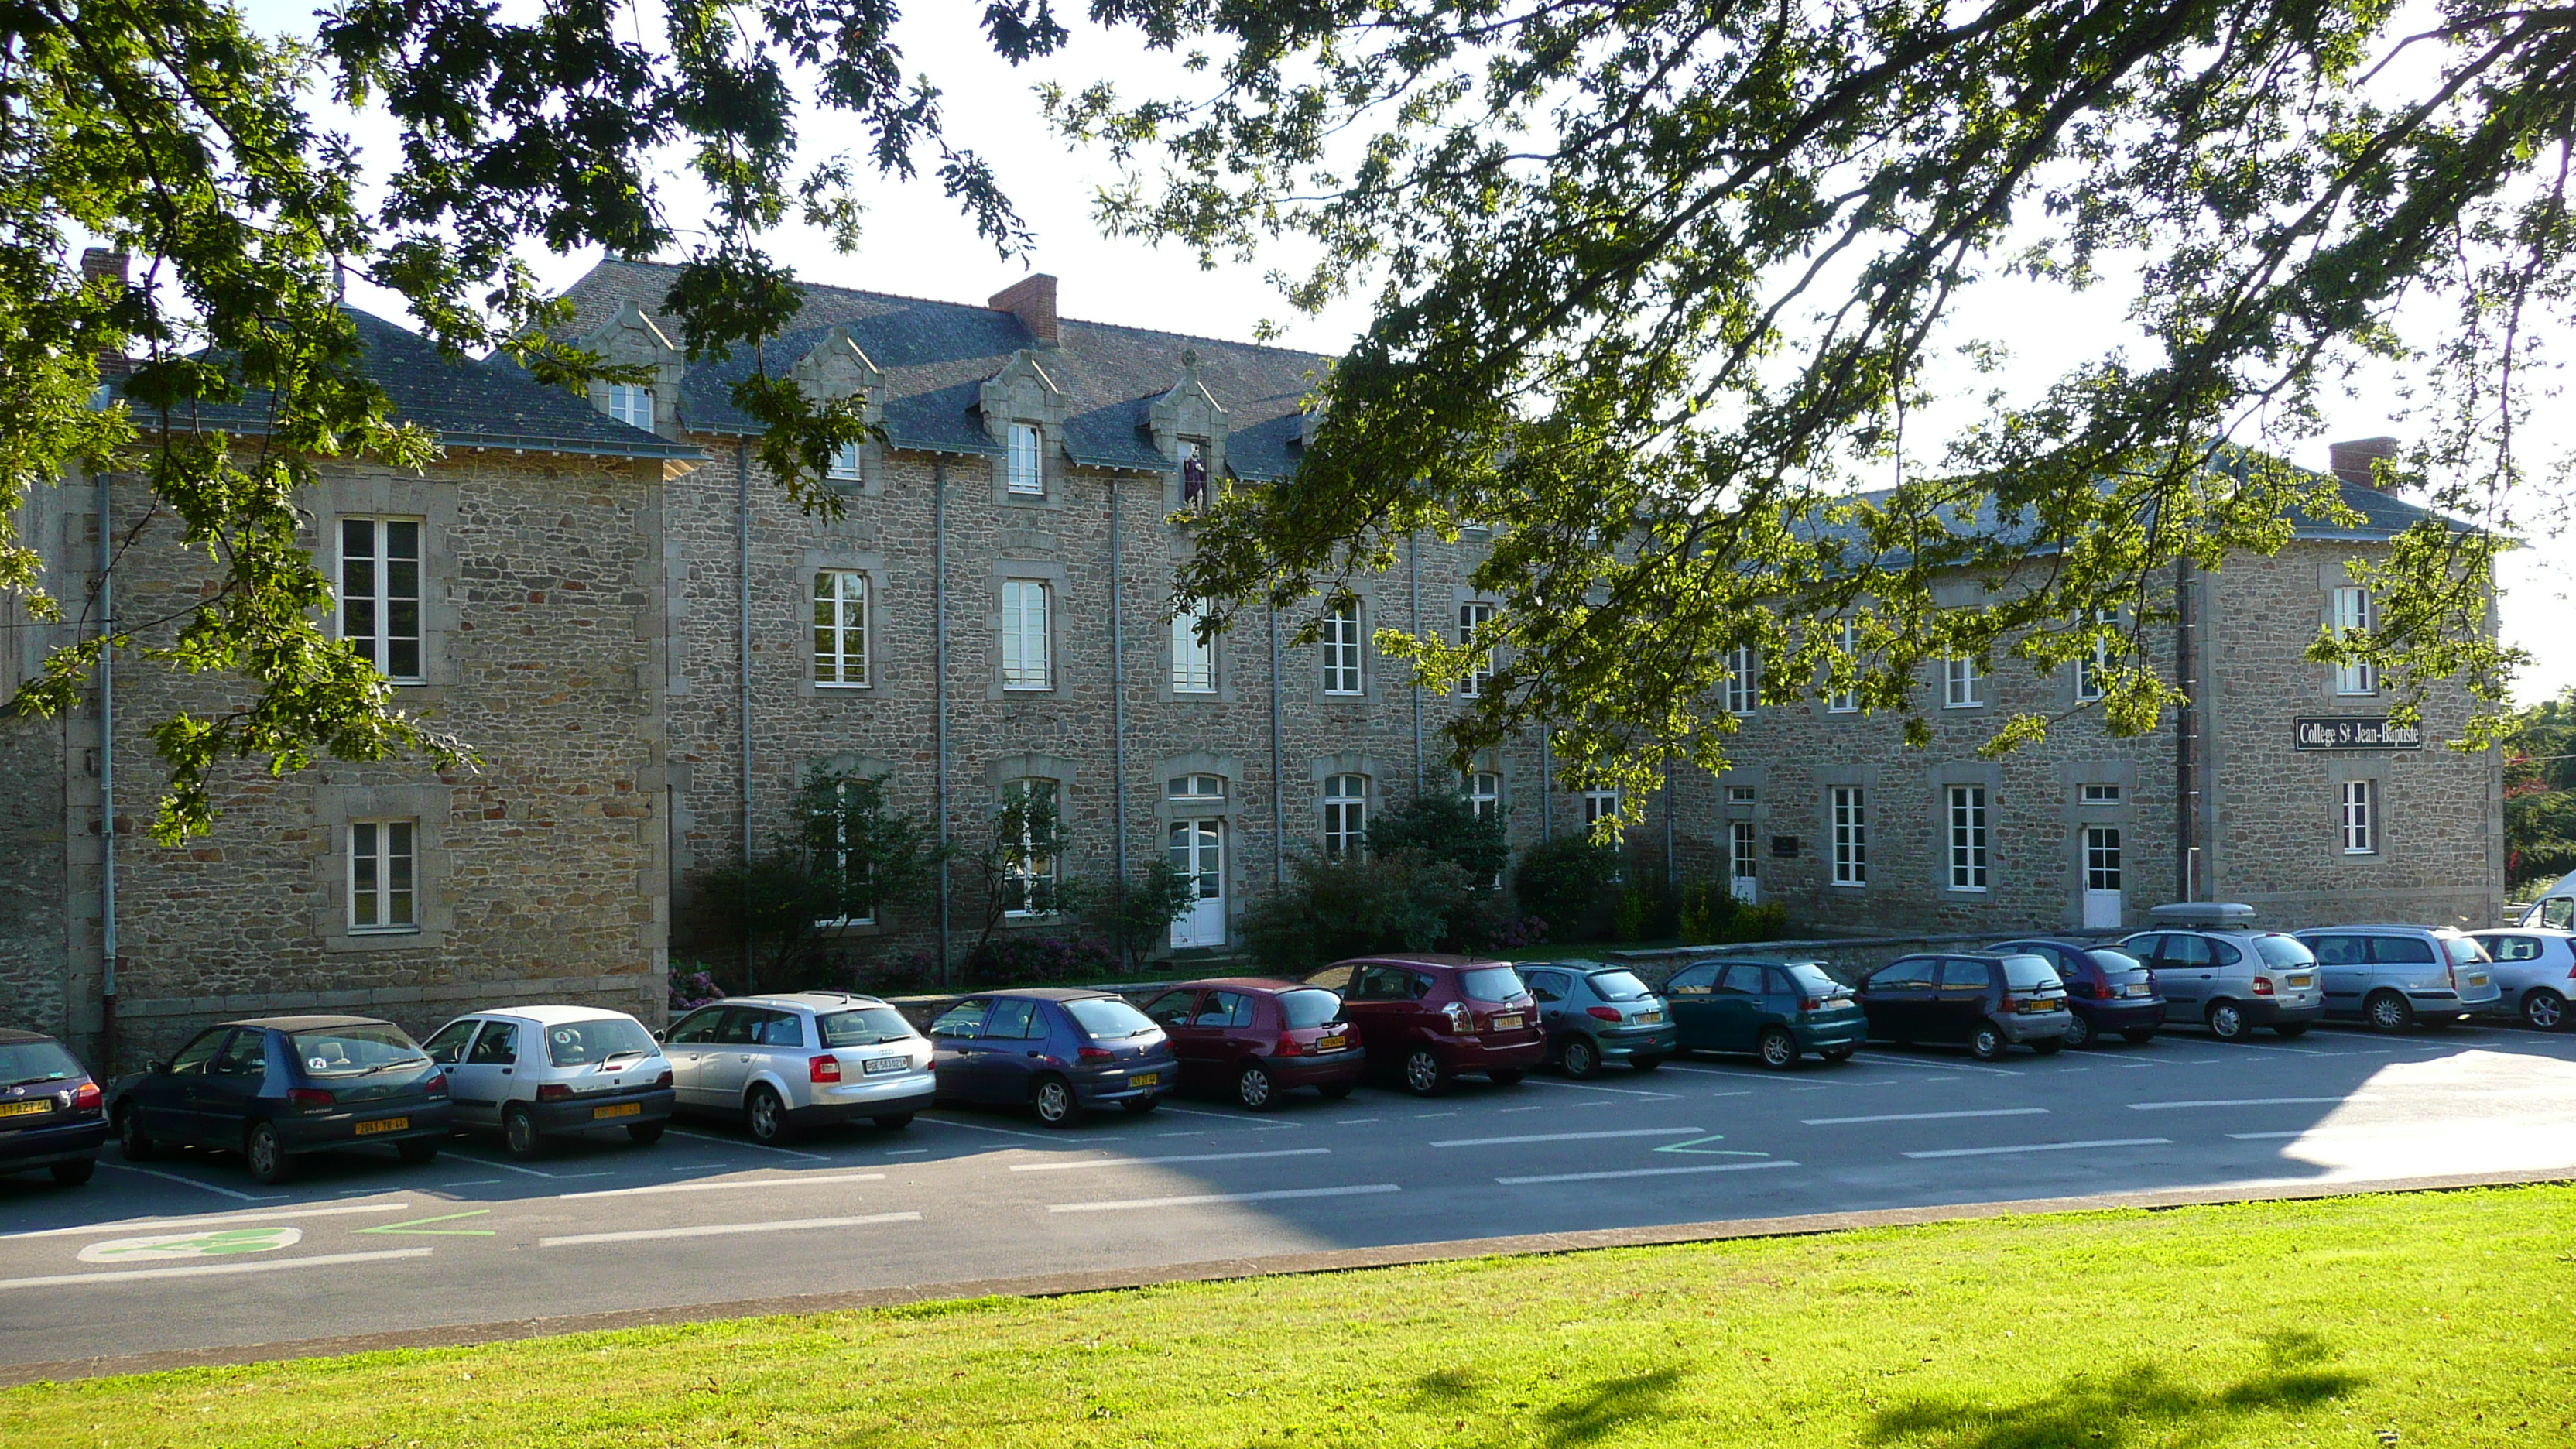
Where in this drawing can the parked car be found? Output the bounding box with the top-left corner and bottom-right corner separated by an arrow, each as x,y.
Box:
2294,925 -> 2503,1031
2118,905 -> 2326,1040
1987,939 -> 2166,1047
1660,958 -> 1863,1069
111,1016 -> 450,1184
1856,953 -> 2072,1060
2466,929 -> 2576,1030
927,988 -> 1177,1127
662,992 -> 936,1142
1516,962 -> 1680,1076
1137,978 -> 1366,1109
420,1006 -> 676,1158
0,1029 -> 108,1187
1301,955 -> 1544,1095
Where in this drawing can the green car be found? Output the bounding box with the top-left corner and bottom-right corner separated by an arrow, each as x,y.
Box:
1662,958 -> 1866,1069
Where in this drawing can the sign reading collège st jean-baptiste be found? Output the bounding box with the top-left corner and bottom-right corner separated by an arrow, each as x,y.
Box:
2293,718 -> 2427,751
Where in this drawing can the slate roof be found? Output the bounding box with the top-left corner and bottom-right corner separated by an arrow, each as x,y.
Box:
115,307 -> 702,462
555,259 -> 1330,481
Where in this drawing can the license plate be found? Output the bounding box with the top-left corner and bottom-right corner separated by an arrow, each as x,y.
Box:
591,1101 -> 642,1120
1128,1072 -> 1160,1089
1317,1035 -> 1346,1052
2469,975 -> 2488,987
2289,975 -> 2313,988
862,1056 -> 906,1075
1635,1012 -> 1665,1026
354,1116 -> 408,1136
1492,1015 -> 1523,1030
0,1100 -> 49,1119
2023,1000 -> 2056,1013
2123,982 -> 2152,998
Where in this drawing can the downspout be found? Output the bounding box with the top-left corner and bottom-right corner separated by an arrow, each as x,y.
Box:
2175,556 -> 2198,902
933,457 -> 951,981
1109,471 -> 1126,886
736,442 -> 753,982
1409,532 -> 1423,790
1663,763 -> 1676,886
97,468 -> 117,1069
1540,727 -> 1554,839
1268,602 -> 1284,887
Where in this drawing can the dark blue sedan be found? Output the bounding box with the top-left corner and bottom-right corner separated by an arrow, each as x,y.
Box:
927,989 -> 1177,1127
113,1015 -> 454,1184
0,1028 -> 109,1187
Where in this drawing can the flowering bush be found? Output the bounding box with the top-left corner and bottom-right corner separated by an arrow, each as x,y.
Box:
1487,913 -> 1550,950
964,935 -> 1122,987
668,967 -> 727,1010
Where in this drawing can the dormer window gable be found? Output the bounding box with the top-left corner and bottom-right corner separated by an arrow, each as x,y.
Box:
1149,348 -> 1231,510
794,327 -> 886,491
978,348 -> 1073,503
580,301 -> 682,437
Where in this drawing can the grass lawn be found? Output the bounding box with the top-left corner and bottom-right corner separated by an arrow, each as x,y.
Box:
9,1185 -> 2573,1447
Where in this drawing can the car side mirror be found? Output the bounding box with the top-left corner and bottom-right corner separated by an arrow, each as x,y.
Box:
146,1060 -> 167,1075
651,1029 -> 666,1043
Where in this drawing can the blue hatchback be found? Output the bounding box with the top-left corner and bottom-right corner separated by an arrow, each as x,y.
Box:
0,1029 -> 109,1187
112,1015 -> 454,1184
928,989 -> 1177,1127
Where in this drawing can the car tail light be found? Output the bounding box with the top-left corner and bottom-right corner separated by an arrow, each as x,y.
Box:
809,1055 -> 843,1083
287,1088 -> 334,1109
1799,996 -> 1824,1012
1273,1034 -> 1305,1057
2252,976 -> 2275,996
535,1082 -> 574,1102
1077,1046 -> 1114,1064
1442,1001 -> 1473,1033
423,1073 -> 448,1097
72,1081 -> 103,1110
656,1070 -> 674,1088
1586,1006 -> 1620,1023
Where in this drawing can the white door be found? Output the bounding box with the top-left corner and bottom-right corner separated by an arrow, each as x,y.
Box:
1169,820 -> 1225,948
2082,826 -> 2123,929
1728,821 -> 1759,904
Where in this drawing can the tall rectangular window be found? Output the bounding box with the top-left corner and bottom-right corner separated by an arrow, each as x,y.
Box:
1002,779 -> 1060,915
1458,601 -> 1496,697
1321,601 -> 1364,695
827,440 -> 864,482
1730,820 -> 1758,882
813,570 -> 868,687
1946,785 -> 1989,890
603,384 -> 653,430
1943,656 -> 1983,708
815,780 -> 875,927
2341,779 -> 2377,855
341,518 -> 423,683
1725,645 -> 1759,714
2074,611 -> 2112,702
1831,786 -> 1867,886
1583,786 -> 1622,841
1828,621 -> 1860,713
1172,607 -> 1216,694
2086,826 -> 2122,892
1002,580 -> 1050,690
2331,587 -> 2377,695
349,820 -> 417,933
1006,423 -> 1043,495
1466,771 -> 1502,820
1323,775 -> 1367,858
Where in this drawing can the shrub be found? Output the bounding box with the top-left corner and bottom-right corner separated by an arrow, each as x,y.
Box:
964,935 -> 1122,987
669,967 -> 727,1011
1673,882 -> 1792,944
1514,834 -> 1624,940
1366,786 -> 1511,887
1240,848 -> 1475,977
834,949 -> 943,997
1091,859 -> 1197,970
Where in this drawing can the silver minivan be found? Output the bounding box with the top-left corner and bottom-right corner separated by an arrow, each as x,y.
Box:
2119,903 -> 2326,1041
421,1005 -> 676,1159
660,992 -> 936,1143
2295,926 -> 2502,1030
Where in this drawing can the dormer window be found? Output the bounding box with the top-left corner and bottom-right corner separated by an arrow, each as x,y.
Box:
827,441 -> 864,482
1006,423 -> 1043,495
604,383 -> 653,430
1180,440 -> 1209,512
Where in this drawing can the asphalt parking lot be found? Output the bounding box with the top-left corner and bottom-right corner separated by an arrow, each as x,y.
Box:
5,1018 -> 2574,1372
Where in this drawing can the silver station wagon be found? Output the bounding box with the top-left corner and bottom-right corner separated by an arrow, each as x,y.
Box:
661,992 -> 936,1143
422,1005 -> 676,1159
2294,925 -> 2502,1031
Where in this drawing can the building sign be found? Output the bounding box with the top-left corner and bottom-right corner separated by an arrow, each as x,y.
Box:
2292,717 -> 2424,752
1769,835 -> 1800,858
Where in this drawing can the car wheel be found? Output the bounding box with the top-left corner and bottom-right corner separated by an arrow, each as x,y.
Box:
2365,989 -> 2414,1034
115,1106 -> 157,1163
2271,1024 -> 2310,1040
50,1157 -> 95,1187
1401,1046 -> 1449,1097
244,1121 -> 295,1185
1758,1027 -> 1800,1070
2120,1027 -> 2159,1044
2061,1012 -> 2095,1049
2029,1038 -> 2064,1056
1488,1069 -> 1526,1087
1630,1055 -> 1665,1073
1968,1024 -> 2006,1062
1317,1081 -> 1357,1101
396,1137 -> 441,1165
745,1084 -> 797,1144
1237,1064 -> 1279,1112
628,1122 -> 669,1144
1561,1037 -> 1601,1079
502,1104 -> 544,1160
1820,1046 -> 1855,1063
1032,1074 -> 1081,1128
2206,1001 -> 2249,1041
2523,989 -> 2567,1032
1122,1096 -> 1162,1115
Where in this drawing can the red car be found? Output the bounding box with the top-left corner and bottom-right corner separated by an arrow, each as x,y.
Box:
1302,955 -> 1545,1095
1139,978 -> 1368,1111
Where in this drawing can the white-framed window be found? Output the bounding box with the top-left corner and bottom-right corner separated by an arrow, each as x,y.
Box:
815,780 -> 875,928
2086,826 -> 2122,892
1002,778 -> 1060,915
1946,785 -> 1989,891
603,383 -> 653,430
1172,606 -> 1216,694
349,820 -> 418,933
1583,786 -> 1622,841
1321,601 -> 1364,695
1943,656 -> 1983,708
1001,579 -> 1051,690
1831,786 -> 1867,886
340,517 -> 423,683
2081,783 -> 2122,804
812,570 -> 868,687
1730,820 -> 1758,882
827,440 -> 864,482
1467,771 -> 1502,819
2074,611 -> 2112,702
1726,784 -> 1756,806
2341,779 -> 2377,855
2331,587 -> 2377,696
1724,645 -> 1759,714
1323,774 -> 1368,859
1167,773 -> 1226,802
1458,601 -> 1497,697
1828,621 -> 1860,713
1005,422 -> 1043,496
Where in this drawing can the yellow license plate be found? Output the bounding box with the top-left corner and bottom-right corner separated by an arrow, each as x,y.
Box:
1636,1012 -> 1664,1025
1129,1073 -> 1160,1089
2470,975 -> 2489,987
0,1100 -> 49,1119
1317,1035 -> 1346,1052
592,1101 -> 642,1120
353,1116 -> 408,1136
1492,1015 -> 1523,1030
2290,975 -> 2313,987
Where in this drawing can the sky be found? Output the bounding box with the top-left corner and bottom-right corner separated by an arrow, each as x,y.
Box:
252,1 -> 2576,710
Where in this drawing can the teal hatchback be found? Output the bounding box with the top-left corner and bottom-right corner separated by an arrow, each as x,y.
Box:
1663,959 -> 1865,1069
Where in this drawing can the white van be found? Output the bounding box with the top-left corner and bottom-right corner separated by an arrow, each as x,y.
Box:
2519,869 -> 2576,931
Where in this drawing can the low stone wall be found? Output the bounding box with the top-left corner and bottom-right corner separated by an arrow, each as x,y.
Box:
1609,931 -> 2130,988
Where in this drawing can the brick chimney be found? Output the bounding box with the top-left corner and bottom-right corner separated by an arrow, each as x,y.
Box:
81,247 -> 132,379
988,273 -> 1059,348
2328,436 -> 2400,490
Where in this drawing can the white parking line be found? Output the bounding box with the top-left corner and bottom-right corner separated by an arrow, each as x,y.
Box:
1430,1127 -> 1705,1149
1859,1055 -> 2025,1077
2,1201 -> 414,1242
1513,1077 -> 1680,1099
1497,1160 -> 1800,1186
1801,1108 -> 2051,1127
444,1155 -> 570,1180
437,1179 -> 504,1187
1047,1184 -> 1398,1214
558,1173 -> 887,1200
663,1128 -> 830,1161
2126,1096 -> 2375,1112
93,1163 -> 281,1203
1903,1138 -> 2172,1160
1334,1118 -> 1381,1125
540,1212 -> 922,1247
0,1248 -> 433,1292
1009,1148 -> 1331,1173
914,1115 -> 1118,1143
1147,1104 -> 1301,1128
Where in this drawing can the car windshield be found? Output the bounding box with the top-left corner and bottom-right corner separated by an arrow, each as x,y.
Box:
545,1016 -> 657,1067
2088,948 -> 2145,973
1586,971 -> 1655,1001
1279,990 -> 1342,1029
2252,936 -> 2317,968
0,1040 -> 81,1087
1784,963 -> 1846,996
2444,936 -> 2491,966
817,1006 -> 916,1047
2001,955 -> 2061,992
290,1024 -> 427,1077
1064,998 -> 1160,1039
1458,966 -> 1526,1002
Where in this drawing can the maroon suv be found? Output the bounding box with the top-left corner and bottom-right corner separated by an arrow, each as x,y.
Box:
1139,978 -> 1368,1112
1303,955 -> 1544,1095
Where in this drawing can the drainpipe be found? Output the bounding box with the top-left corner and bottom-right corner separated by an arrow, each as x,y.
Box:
1109,471 -> 1126,886
1409,533 -> 1423,790
2174,556 -> 2197,902
1663,763 -> 1675,886
1540,727 -> 1554,838
736,442 -> 753,982
1268,602 -> 1284,886
933,457 -> 951,981
97,468 -> 117,1069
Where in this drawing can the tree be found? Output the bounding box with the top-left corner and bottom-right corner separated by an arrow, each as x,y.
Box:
1093,858 -> 1198,971
695,765 -> 930,993
1053,1 -> 2553,810
958,779 -> 1085,975
2506,687 -> 2576,893
1239,848 -> 1473,978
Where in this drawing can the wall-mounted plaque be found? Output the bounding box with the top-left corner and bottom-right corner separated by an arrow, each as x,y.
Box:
2292,717 -> 2424,751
